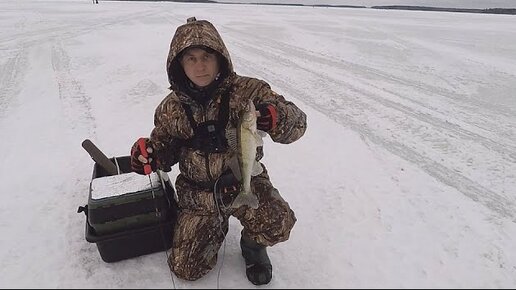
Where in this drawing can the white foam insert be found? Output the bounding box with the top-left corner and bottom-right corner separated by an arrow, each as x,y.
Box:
91,172 -> 160,200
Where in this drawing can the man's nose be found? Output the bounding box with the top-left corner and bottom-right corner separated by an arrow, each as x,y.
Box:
195,60 -> 206,70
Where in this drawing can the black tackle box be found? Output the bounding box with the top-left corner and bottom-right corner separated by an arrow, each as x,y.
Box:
79,156 -> 178,263
84,215 -> 175,263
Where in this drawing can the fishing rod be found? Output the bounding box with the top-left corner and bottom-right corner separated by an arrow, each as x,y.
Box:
137,138 -> 177,289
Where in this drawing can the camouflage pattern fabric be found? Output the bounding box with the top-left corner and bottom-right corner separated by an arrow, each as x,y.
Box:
149,17 -> 307,281
168,165 -> 296,280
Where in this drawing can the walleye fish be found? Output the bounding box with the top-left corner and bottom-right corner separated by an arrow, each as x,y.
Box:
227,99 -> 264,209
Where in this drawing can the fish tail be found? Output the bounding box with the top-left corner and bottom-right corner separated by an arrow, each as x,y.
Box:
231,191 -> 259,209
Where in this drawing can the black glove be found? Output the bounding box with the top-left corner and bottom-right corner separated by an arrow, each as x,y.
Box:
256,103 -> 277,132
214,171 -> 240,207
130,137 -> 157,175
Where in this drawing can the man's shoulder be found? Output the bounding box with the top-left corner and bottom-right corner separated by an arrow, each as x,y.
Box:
155,90 -> 183,113
159,90 -> 182,105
232,75 -> 271,90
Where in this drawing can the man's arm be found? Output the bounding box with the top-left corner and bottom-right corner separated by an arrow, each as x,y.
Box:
253,81 -> 307,144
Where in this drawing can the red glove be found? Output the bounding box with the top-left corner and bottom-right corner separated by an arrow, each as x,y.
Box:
130,138 -> 157,175
256,103 -> 277,132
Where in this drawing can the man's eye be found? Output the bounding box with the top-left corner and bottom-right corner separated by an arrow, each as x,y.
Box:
204,54 -> 215,61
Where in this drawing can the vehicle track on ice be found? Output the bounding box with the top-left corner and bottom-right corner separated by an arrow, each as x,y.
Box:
225,29 -> 516,221
51,42 -> 95,136
0,49 -> 28,119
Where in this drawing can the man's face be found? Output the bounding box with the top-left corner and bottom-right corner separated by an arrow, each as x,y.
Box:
180,47 -> 219,88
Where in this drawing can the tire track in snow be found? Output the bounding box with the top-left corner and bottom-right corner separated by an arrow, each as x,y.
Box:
229,36 -> 516,159
0,10 -> 162,51
0,49 -> 28,119
224,28 -> 516,155
51,42 -> 95,136
228,35 -> 516,221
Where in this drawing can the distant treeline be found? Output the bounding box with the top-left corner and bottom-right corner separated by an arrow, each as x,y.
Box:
111,0 -> 218,2
240,3 -> 367,8
107,0 -> 516,15
371,6 -> 516,15
116,0 -> 365,7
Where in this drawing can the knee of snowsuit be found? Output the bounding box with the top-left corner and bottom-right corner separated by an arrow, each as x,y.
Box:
168,164 -> 296,281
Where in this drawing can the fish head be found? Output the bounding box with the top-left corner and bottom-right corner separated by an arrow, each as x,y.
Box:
239,99 -> 257,129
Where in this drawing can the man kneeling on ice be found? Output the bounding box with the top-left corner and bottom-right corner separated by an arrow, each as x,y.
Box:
130,17 -> 307,285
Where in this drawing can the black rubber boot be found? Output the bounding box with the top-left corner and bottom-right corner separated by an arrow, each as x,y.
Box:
240,235 -> 272,285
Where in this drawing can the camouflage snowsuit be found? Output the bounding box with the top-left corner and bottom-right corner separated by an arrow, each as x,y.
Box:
149,18 -> 307,281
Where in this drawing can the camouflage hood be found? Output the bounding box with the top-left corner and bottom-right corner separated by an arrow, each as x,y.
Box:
166,17 -> 234,91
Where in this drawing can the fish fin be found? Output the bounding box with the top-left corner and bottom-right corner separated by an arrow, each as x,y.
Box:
226,128 -> 237,151
256,129 -> 267,138
228,155 -> 242,180
254,131 -> 264,147
251,161 -> 263,176
231,191 -> 259,209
